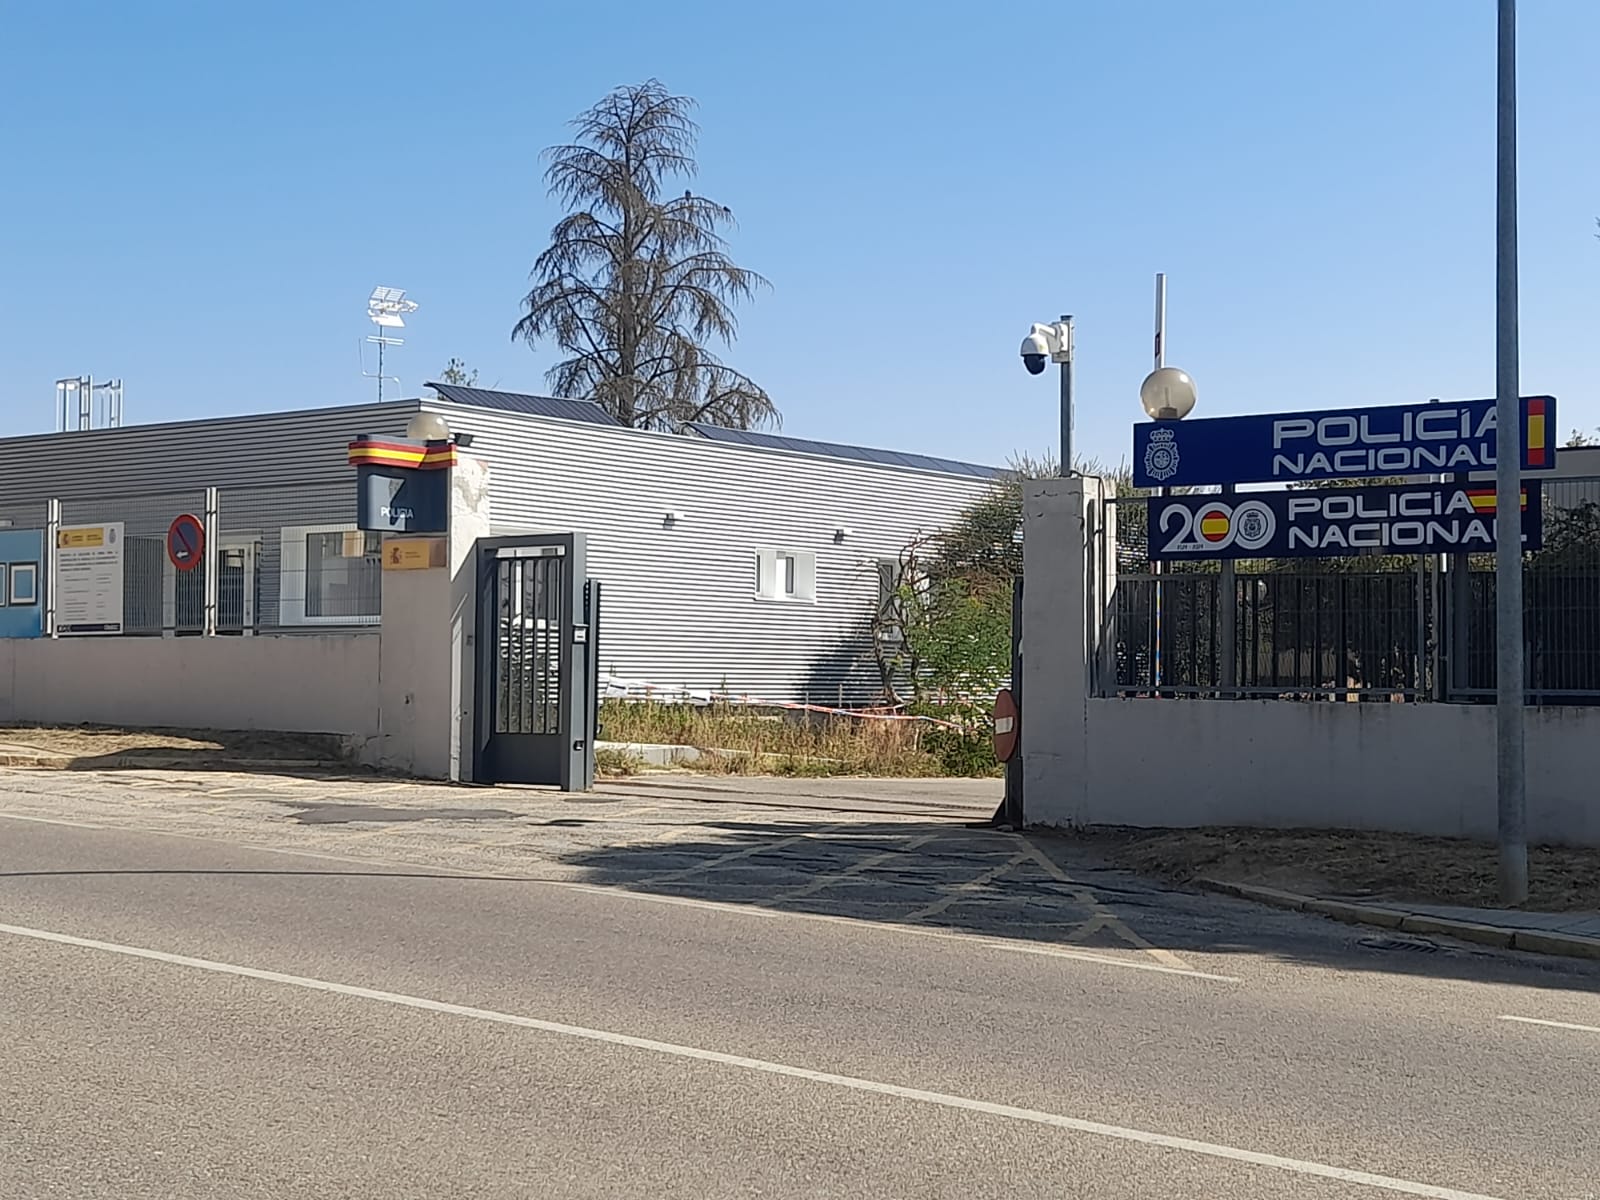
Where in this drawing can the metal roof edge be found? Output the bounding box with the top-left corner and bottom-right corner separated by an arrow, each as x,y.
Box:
0,397 -> 424,449
421,400 -> 1000,481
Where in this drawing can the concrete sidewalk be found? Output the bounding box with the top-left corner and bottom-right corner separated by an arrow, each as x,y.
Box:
1203,878 -> 1600,961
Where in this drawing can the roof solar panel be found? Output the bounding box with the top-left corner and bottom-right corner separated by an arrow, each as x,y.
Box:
426,383 -> 623,426
415,387 -> 997,478
686,423 -> 1001,479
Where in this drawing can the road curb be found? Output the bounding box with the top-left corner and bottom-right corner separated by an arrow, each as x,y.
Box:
1197,877 -> 1600,962
0,752 -> 69,769
0,753 -> 349,772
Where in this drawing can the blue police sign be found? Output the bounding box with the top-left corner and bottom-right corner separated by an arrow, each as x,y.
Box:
356,467 -> 449,534
1133,395 -> 1556,488
1148,481 -> 1544,561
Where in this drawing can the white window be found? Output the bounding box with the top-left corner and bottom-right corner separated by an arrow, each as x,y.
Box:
9,562 -> 37,607
279,525 -> 382,626
754,549 -> 816,603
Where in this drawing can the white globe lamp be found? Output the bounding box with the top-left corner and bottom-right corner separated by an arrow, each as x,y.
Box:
1139,367 -> 1198,421
406,411 -> 453,443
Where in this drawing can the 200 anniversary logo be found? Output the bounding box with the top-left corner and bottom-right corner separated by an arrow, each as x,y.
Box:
1152,483 -> 1540,560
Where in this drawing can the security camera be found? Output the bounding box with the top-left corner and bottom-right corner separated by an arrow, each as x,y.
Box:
1020,321 -> 1070,375
1021,340 -> 1050,375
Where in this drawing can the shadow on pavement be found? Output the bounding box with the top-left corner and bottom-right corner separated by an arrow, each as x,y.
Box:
554,817 -> 1600,994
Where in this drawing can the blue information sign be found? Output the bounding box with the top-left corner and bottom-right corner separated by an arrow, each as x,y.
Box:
1148,481 -> 1543,561
356,466 -> 449,533
1133,395 -> 1555,488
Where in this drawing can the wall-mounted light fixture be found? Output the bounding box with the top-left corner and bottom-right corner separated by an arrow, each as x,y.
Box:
664,510 -> 683,528
833,525 -> 852,543
453,431 -> 476,448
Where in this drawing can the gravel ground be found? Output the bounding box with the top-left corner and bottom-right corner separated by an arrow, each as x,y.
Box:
1076,825 -> 1600,911
0,725 -> 350,765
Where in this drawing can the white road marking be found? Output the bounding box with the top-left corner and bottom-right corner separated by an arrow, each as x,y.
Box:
905,852 -> 1028,920
0,811 -> 107,831
1498,1014 -> 1600,1035
776,832 -> 942,902
1011,836 -> 1193,971
0,809 -> 1238,982
552,881 -> 1240,981
0,919 -> 1494,1200
639,824 -> 849,885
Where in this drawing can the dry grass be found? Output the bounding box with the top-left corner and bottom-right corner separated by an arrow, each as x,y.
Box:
594,746 -> 647,778
598,702 -> 949,778
1077,826 -> 1600,912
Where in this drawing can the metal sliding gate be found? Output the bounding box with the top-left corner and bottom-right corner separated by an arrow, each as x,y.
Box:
474,533 -> 600,790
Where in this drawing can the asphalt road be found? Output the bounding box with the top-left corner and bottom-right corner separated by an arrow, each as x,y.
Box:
1,770 -> 1598,1199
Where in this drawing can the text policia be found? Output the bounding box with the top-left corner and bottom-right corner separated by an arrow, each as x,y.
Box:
1133,396 -> 1554,490
1150,482 -> 1541,561
1271,407 -> 1513,478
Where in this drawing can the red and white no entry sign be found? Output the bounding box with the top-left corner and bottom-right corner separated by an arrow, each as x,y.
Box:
992,688 -> 1019,763
166,513 -> 205,572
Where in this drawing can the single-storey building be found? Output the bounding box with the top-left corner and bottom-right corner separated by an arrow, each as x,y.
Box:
0,384 -> 1001,704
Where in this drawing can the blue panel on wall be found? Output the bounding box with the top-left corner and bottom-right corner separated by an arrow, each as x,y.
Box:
0,529 -> 45,638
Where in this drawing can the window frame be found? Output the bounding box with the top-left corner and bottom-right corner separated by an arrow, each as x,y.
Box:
753,548 -> 817,604
8,561 -> 37,607
277,523 -> 383,627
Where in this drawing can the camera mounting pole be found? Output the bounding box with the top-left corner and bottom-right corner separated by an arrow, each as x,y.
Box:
1020,318 -> 1075,476
1056,315 -> 1074,477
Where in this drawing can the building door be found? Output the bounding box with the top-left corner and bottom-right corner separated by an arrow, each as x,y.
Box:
474,533 -> 599,790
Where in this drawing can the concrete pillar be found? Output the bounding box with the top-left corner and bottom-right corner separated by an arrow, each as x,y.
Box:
1020,475 -> 1114,827
449,455 -> 492,781
373,454 -> 492,780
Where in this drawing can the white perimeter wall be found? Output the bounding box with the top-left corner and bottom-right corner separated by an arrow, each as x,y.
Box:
1078,699 -> 1600,846
1020,477 -> 1600,847
0,636 -> 381,738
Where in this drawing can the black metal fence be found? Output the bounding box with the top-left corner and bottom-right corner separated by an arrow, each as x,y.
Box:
1107,478 -> 1600,703
1115,568 -> 1430,698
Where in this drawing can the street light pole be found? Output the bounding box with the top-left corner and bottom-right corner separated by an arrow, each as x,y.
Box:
1494,0 -> 1528,904
1152,274 -> 1167,693
1058,315 -> 1075,475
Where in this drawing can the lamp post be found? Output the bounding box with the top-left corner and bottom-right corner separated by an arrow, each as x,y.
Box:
1494,0 -> 1527,904
1139,271 -> 1199,696
1138,364 -> 1199,696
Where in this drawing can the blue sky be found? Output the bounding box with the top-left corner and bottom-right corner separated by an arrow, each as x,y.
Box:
3,1 -> 1596,469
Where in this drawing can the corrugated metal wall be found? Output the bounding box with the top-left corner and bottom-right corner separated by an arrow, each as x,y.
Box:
428,402 -> 995,703
0,399 -> 997,702
0,403 -> 418,636
0,403 -> 417,499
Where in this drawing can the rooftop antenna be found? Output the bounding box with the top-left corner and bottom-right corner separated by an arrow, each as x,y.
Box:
364,286 -> 417,402
55,376 -> 123,432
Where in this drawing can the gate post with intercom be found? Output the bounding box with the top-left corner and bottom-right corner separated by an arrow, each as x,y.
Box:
348,433 -> 491,781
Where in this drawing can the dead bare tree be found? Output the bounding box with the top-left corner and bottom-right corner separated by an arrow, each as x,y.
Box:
513,79 -> 776,431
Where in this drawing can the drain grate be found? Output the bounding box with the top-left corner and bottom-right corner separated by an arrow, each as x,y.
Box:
1357,934 -> 1441,954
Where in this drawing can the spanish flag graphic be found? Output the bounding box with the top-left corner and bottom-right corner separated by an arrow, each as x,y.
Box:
1198,508 -> 1231,542
1465,487 -> 1528,515
347,438 -> 458,470
1525,396 -> 1548,467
